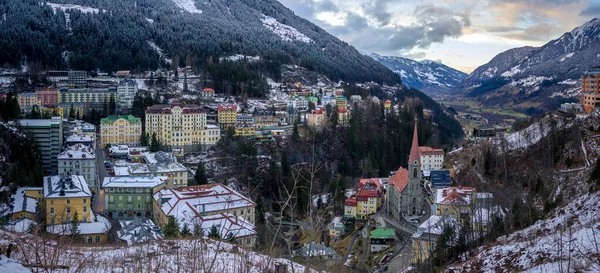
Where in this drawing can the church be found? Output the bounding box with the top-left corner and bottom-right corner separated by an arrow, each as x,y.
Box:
387,121 -> 425,222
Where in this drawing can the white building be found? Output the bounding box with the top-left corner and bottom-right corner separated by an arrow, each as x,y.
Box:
288,97 -> 309,112
57,144 -> 97,190
117,79 -> 138,113
419,146 -> 445,171
65,133 -> 95,148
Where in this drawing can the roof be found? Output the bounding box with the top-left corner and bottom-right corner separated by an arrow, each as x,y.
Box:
409,121 -> 421,163
412,215 -> 459,240
102,176 -> 169,188
12,119 -> 61,128
370,228 -> 397,239
43,174 -> 92,199
145,104 -> 205,114
356,179 -> 383,200
100,115 -> 141,124
384,100 -> 392,104
153,184 -> 256,219
217,105 -> 237,111
127,161 -> 186,175
115,70 -> 131,76
11,188 -> 37,214
181,213 -> 256,239
58,144 -> 95,160
118,218 -> 164,245
435,186 -> 476,206
202,88 -> 215,93
66,134 -> 93,143
419,146 -> 444,156
47,214 -> 111,235
388,167 -> 409,192
344,196 -> 357,206
296,242 -> 339,257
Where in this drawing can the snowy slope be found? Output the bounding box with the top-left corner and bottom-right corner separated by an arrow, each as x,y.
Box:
261,15 -> 312,43
370,53 -> 467,94
46,2 -> 105,14
172,0 -> 202,14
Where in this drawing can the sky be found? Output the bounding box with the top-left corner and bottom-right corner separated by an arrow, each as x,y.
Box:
278,0 -> 600,73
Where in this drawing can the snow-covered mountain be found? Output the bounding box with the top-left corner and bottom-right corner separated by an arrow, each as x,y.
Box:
370,53 -> 467,94
456,18 -> 600,109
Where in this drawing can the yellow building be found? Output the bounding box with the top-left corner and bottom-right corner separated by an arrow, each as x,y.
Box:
100,115 -> 142,148
412,215 -> 459,263
344,196 -> 357,218
17,92 -> 40,110
336,96 -> 348,111
328,216 -> 345,237
24,187 -> 44,209
10,188 -> 38,221
218,105 -> 238,129
581,67 -> 600,113
307,107 -> 327,128
153,184 -> 257,247
384,100 -> 392,115
145,104 -> 220,152
235,124 -> 255,137
44,174 -> 110,244
434,186 -> 477,222
58,87 -> 116,105
337,108 -> 349,127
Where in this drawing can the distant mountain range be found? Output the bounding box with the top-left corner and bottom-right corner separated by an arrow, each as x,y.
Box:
370,53 -> 467,94
454,18 -> 600,110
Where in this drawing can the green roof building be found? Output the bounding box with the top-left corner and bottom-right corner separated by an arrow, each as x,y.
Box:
370,228 -> 397,253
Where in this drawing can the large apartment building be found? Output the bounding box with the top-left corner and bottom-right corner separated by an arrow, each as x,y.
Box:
217,105 -> 237,129
145,104 -> 220,152
419,146 -> 445,171
102,176 -> 173,220
58,87 -> 116,106
581,66 -> 600,113
100,115 -> 142,148
116,80 -> 138,113
10,118 -> 63,175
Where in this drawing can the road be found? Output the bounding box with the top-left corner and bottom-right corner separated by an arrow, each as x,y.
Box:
93,141 -> 106,214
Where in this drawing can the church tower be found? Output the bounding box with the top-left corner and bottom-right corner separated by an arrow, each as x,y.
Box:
404,120 -> 424,217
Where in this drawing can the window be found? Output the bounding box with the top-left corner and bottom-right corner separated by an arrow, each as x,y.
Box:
51,200 -> 54,205
50,208 -> 54,214
95,236 -> 101,243
83,206 -> 87,212
83,199 -> 86,204
119,196 -> 123,201
137,196 -> 141,201
87,236 -> 93,244
413,168 -> 417,178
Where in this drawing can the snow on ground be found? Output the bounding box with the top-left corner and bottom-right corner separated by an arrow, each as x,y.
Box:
0,77 -> 14,84
145,17 -> 154,23
46,2 -> 104,14
453,191 -> 600,273
261,15 -> 312,43
147,41 -> 172,65
501,66 -> 522,77
558,79 -> 578,85
0,229 -> 315,273
559,52 -> 575,62
509,75 -> 553,88
495,116 -> 564,151
135,79 -> 148,90
172,0 -> 202,14
0,254 -> 30,273
220,54 -> 261,63
312,193 -> 330,206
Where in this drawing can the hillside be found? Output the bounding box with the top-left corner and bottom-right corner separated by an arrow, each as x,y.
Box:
455,18 -> 600,110
370,53 -> 467,94
0,0 -> 401,89
444,112 -> 600,272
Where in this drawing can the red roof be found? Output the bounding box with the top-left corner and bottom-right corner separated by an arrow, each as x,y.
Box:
419,146 -> 444,156
218,105 -> 237,111
337,108 -> 347,113
344,196 -> 357,206
145,103 -> 205,114
409,121 -> 420,163
384,100 -> 391,104
356,178 -> 383,201
388,167 -> 409,192
202,88 -> 215,93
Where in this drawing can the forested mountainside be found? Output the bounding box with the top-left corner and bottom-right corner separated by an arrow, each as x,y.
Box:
442,112 -> 600,272
370,53 -> 467,94
0,0 -> 401,90
454,18 -> 600,110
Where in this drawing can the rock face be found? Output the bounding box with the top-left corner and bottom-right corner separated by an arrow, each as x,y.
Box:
370,53 -> 467,94
455,18 -> 600,109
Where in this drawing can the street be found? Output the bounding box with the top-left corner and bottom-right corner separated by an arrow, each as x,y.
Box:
93,141 -> 106,214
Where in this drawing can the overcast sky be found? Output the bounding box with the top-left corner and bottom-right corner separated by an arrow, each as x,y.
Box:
278,0 -> 600,73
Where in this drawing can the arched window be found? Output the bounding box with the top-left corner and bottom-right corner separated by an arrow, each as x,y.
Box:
87,236 -> 93,244
413,168 -> 417,178
412,206 -> 416,215
95,236 -> 101,243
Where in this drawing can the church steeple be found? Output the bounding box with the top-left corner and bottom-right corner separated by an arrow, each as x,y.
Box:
409,120 -> 420,165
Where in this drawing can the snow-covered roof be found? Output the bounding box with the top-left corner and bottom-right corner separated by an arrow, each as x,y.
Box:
118,218 -> 164,246
10,188 -> 37,214
65,134 -> 93,143
43,174 -> 92,199
11,119 -> 61,128
47,214 -> 111,235
113,166 -> 130,176
57,143 -> 95,160
4,218 -> 37,233
141,151 -> 176,165
435,186 -> 476,206
127,161 -> 186,175
413,215 -> 459,239
103,176 -> 169,188
472,206 -> 505,225
295,242 -> 339,257
154,184 -> 255,219
183,213 -> 256,240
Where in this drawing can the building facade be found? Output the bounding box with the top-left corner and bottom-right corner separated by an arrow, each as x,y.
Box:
44,174 -> 93,225
116,80 -> 138,113
217,105 -> 237,129
100,115 -> 142,149
307,108 -> 327,128
58,144 -> 97,190
581,66 -> 600,113
36,89 -> 59,107
419,146 -> 445,171
145,104 -> 220,152
17,92 -> 39,111
58,87 -> 116,105
200,88 -> 215,100
11,118 -> 63,175
103,176 -> 172,219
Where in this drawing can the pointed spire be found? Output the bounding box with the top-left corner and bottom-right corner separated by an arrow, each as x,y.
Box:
409,120 -> 420,164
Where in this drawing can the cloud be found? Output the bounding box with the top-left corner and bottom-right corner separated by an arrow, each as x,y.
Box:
501,23 -> 555,41
401,52 -> 427,59
362,0 -> 393,25
580,3 -> 600,16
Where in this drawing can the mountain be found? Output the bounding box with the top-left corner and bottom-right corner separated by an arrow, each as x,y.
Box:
370,53 -> 467,94
456,18 -> 600,110
0,0 -> 401,94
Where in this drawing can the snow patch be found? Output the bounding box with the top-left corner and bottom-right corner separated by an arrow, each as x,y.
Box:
46,2 -> 104,14
501,66 -> 522,77
172,0 -> 202,14
220,54 -> 261,63
147,41 -> 172,65
559,52 -> 574,62
145,17 -> 154,23
261,15 -> 312,43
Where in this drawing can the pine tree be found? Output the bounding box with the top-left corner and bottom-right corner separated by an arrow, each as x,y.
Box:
193,223 -> 204,237
150,132 -> 160,152
292,121 -> 300,142
139,133 -> 149,147
69,104 -> 75,119
163,217 -> 179,238
194,162 -> 208,185
209,224 -> 220,239
590,158 -> 600,186
71,211 -> 80,238
256,196 -> 266,224
181,222 -> 190,237
109,94 -> 117,115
